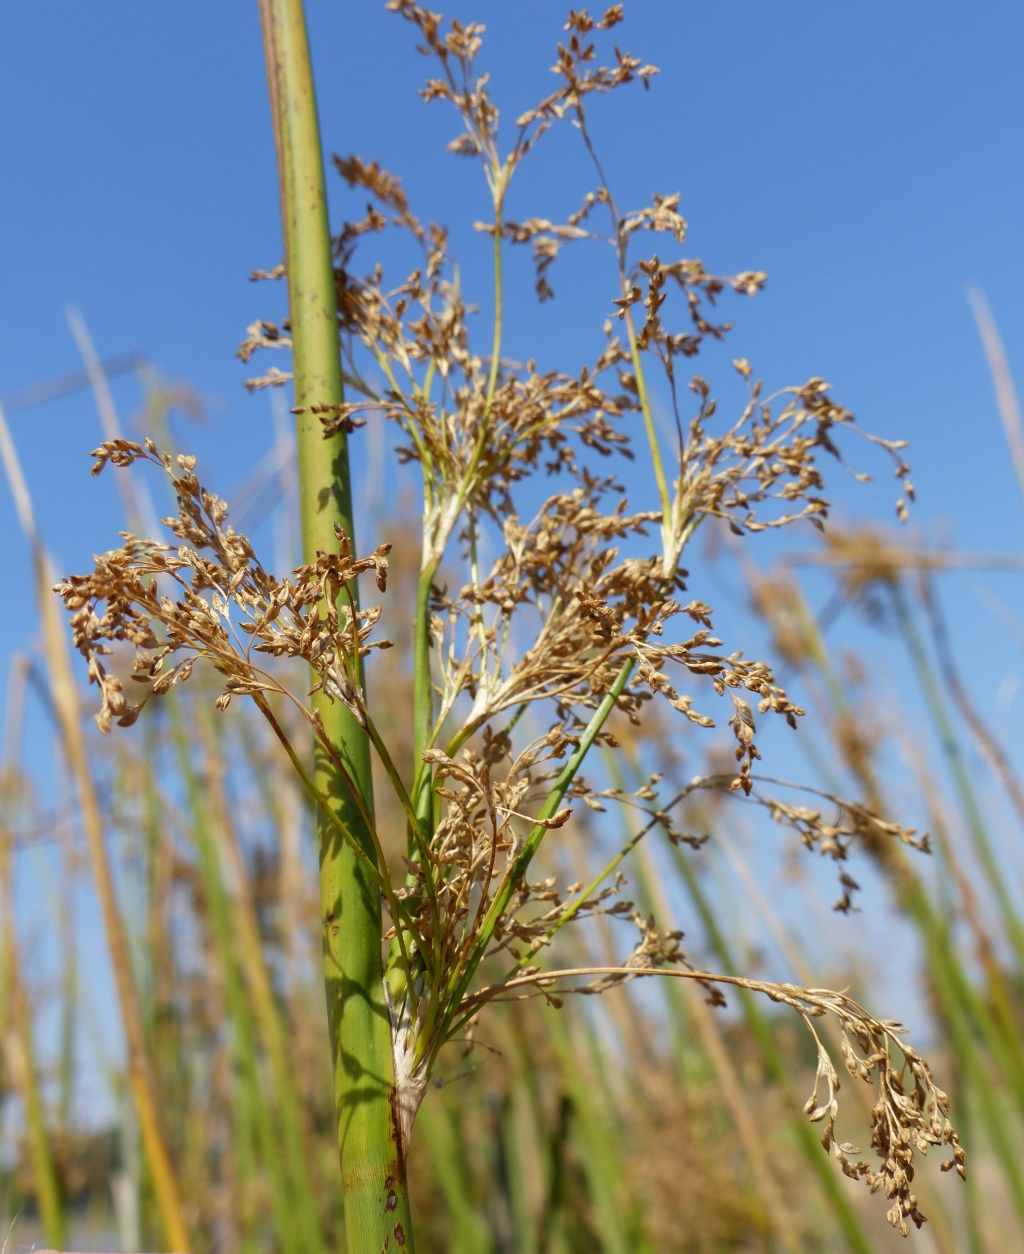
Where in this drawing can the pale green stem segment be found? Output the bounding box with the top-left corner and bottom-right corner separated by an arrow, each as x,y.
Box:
412,559 -> 438,832
411,188 -> 505,822
623,308 -> 672,521
257,2 -> 416,1248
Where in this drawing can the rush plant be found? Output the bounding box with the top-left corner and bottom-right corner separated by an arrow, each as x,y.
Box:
55,2 -> 963,1248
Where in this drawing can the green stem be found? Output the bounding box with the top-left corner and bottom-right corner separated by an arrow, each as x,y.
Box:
258,2 -> 415,1247
361,705 -> 443,981
0,824 -> 67,1251
623,309 -> 671,520
892,584 -> 1024,966
170,710 -> 302,1254
669,844 -> 876,1254
432,656 -> 637,1061
412,559 -> 439,835
483,199 -> 504,415
253,692 -> 421,978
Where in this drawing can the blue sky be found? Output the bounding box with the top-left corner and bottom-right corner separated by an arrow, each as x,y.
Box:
3,1 -> 1024,1109
3,3 -> 1023,559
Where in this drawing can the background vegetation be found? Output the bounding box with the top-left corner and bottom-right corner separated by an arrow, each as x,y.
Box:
2,4 -> 1023,1251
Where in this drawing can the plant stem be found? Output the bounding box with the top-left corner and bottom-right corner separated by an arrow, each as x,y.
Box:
258,2 -> 415,1247
435,656 -> 637,1058
0,820 -> 67,1251
892,584 -> 1024,965
193,698 -> 328,1254
412,558 -> 439,837
668,846 -> 876,1254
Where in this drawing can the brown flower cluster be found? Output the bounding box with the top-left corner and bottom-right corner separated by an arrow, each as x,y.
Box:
57,2 -> 961,1231
56,440 -> 392,737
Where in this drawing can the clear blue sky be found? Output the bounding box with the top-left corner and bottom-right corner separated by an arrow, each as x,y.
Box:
3,1 -> 1024,1103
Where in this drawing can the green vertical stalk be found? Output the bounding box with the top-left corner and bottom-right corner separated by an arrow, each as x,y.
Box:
412,559 -> 439,833
170,709 -> 300,1254
416,1096 -> 494,1254
892,584 -> 1024,960
0,825 -> 67,1250
193,698 -> 327,1254
258,3 -> 414,1248
669,845 -> 876,1254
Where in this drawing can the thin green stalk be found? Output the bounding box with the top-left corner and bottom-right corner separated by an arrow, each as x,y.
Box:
892,584 -> 1024,972
576,110 -> 671,525
670,844 -> 876,1254
0,825 -> 67,1250
483,195 -> 504,417
410,182 -> 505,867
416,1096 -> 495,1254
434,657 -> 637,1059
412,559 -> 439,821
194,699 -> 329,1254
623,309 -> 672,520
258,3 -> 414,1247
460,179 -> 507,491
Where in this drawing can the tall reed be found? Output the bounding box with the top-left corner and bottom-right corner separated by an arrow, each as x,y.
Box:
257,1 -> 411,1246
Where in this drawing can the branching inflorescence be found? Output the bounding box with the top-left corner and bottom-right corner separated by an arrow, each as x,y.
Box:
56,3 -> 961,1232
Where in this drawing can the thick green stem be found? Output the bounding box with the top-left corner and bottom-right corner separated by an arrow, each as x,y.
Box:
258,2 -> 415,1248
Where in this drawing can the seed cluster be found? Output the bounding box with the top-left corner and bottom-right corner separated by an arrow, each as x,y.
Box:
55,3 -> 960,1229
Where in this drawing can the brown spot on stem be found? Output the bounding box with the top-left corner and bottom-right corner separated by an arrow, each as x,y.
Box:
394,1224 -> 406,1246
388,1085 -> 407,1173
386,1188 -> 398,1211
